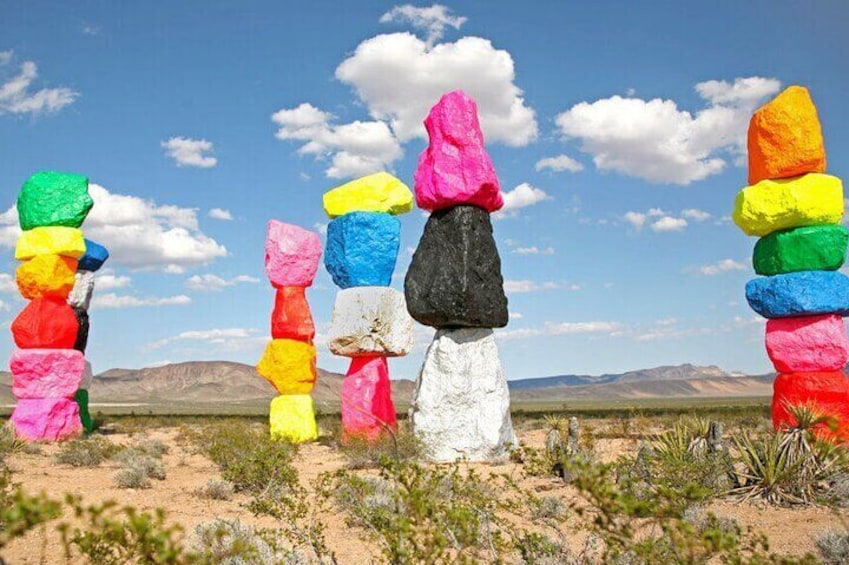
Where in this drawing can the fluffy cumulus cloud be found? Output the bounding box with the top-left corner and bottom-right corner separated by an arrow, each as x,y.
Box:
493,183 -> 550,219
535,154 -> 584,173
208,208 -> 233,221
682,208 -> 711,221
92,293 -> 191,310
95,273 -> 132,290
185,273 -> 260,292
379,4 -> 466,46
698,258 -> 746,276
650,216 -> 688,232
624,208 -> 690,232
0,51 -> 79,116
555,77 -> 781,184
161,137 -> 217,168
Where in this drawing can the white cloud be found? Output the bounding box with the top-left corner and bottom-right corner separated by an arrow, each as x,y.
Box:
92,293 -> 191,309
185,274 -> 260,292
336,32 -> 537,146
95,274 -> 132,290
504,279 -> 561,294
0,54 -> 79,116
380,4 -> 466,47
147,327 -> 262,350
498,321 -> 624,341
161,137 -> 217,168
208,208 -> 233,221
271,102 -> 402,179
313,222 -> 328,235
493,183 -> 550,219
509,311 -> 523,320
650,216 -> 688,232
0,273 -> 15,294
623,211 -> 647,229
535,154 -> 584,173
513,246 -> 554,256
555,76 -> 781,184
698,258 -> 746,276
682,208 -> 711,222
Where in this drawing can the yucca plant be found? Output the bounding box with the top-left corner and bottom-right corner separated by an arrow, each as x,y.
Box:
731,432 -> 806,505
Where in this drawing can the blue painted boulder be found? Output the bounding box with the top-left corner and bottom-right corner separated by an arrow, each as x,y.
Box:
325,212 -> 400,288
746,271 -> 849,318
77,239 -> 109,272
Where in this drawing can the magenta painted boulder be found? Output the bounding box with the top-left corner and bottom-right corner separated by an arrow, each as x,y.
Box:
414,90 -> 503,212
264,221 -> 322,287
10,349 -> 85,399
765,315 -> 849,372
341,356 -> 397,442
10,398 -> 82,442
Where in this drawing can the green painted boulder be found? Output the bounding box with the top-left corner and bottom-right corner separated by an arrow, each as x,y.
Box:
753,225 -> 848,275
17,171 -> 93,230
75,388 -> 94,433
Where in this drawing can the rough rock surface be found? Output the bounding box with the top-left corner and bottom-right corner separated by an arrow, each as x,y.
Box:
269,394 -> 318,443
732,173 -> 843,237
323,172 -> 413,218
765,315 -> 849,372
77,239 -> 109,272
271,286 -> 315,341
773,371 -> 849,441
256,339 -> 316,395
10,397 -> 82,442
67,271 -> 95,311
748,86 -> 826,185
11,298 -> 79,349
745,271 -> 849,318
325,212 -> 400,288
405,205 -> 508,328
327,287 -> 413,357
10,348 -> 85,399
75,388 -> 94,433
264,220 -> 322,287
16,254 -> 78,300
15,226 -> 87,260
409,328 -> 516,462
753,225 -> 848,275
414,91 -> 503,212
80,360 -> 94,389
73,307 -> 89,353
341,356 -> 397,441
17,171 -> 93,231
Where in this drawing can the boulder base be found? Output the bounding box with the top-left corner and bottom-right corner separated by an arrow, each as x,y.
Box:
271,287 -> 315,341
15,226 -> 86,260
10,348 -> 85,399
68,271 -> 95,311
256,339 -> 316,395
11,298 -> 79,349
77,239 -> 109,272
17,171 -> 93,231
753,225 -> 848,275
341,356 -> 397,441
325,212 -> 400,288
405,205 -> 508,328
264,221 -> 322,287
773,371 -> 849,441
409,328 -> 516,462
327,287 -> 413,357
745,271 -> 849,318
269,394 -> 318,443
323,172 -> 413,218
765,315 -> 849,372
16,254 -> 78,299
10,397 -> 82,442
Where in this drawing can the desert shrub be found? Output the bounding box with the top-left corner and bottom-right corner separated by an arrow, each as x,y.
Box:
531,495 -> 567,520
132,437 -> 170,458
113,464 -> 152,489
337,423 -> 424,469
55,436 -> 120,467
195,479 -> 234,501
193,519 -> 301,564
0,425 -> 25,462
816,529 -> 849,564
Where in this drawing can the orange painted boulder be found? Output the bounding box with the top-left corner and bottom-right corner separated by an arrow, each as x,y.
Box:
15,255 -> 78,300
256,339 -> 316,395
748,86 -> 826,185
271,286 -> 315,342
772,371 -> 849,441
11,297 -> 79,349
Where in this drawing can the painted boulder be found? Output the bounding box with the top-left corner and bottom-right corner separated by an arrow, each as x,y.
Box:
256,339 -> 317,395
773,371 -> 849,441
77,239 -> 110,272
17,171 -> 93,231
765,315 -> 849,372
10,397 -> 82,442
11,298 -> 79,349
753,225 -> 848,276
323,172 -> 413,218
15,226 -> 87,260
269,394 -> 318,443
326,287 -> 413,357
341,356 -> 397,441
16,254 -> 78,300
271,286 -> 315,342
9,348 -> 85,399
745,271 -> 849,318
324,212 -> 400,288
264,221 -> 322,287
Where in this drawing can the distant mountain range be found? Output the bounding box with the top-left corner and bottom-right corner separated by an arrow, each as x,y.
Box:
0,361 -> 773,413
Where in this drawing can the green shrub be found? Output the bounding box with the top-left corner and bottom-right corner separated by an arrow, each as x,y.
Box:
55,437 -> 120,467
195,479 -> 234,501
193,519 -> 298,564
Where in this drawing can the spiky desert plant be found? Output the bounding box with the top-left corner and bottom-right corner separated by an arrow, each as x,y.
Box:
778,401 -> 836,465
732,432 -> 809,505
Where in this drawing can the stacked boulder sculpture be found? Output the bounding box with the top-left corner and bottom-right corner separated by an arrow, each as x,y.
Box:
323,172 -> 414,441
406,90 -> 516,461
9,171 -> 101,441
258,221 -> 322,443
733,86 -> 849,440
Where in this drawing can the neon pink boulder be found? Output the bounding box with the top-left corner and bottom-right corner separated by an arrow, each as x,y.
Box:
10,398 -> 82,442
414,90 -> 503,212
10,348 -> 85,399
264,221 -> 322,287
341,356 -> 397,441
765,315 -> 849,372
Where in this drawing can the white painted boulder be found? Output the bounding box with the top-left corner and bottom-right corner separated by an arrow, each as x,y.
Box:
326,287 -> 413,357
67,271 -> 95,311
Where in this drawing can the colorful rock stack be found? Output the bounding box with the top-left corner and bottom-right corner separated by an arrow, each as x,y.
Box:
9,171 -> 95,442
405,90 -> 517,462
733,86 -> 849,440
322,172 -> 414,442
258,221 -> 322,443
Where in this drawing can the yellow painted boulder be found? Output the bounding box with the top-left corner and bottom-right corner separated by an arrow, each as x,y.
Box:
16,255 -> 78,299
748,86 -> 826,185
732,173 -> 843,237
256,339 -> 316,395
15,227 -> 86,260
323,172 -> 413,218
269,394 -> 318,443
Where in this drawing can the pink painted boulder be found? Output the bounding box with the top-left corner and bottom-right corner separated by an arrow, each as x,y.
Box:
10,349 -> 85,399
765,315 -> 849,372
414,90 -> 503,212
264,221 -> 322,287
10,398 -> 82,442
341,356 -> 397,442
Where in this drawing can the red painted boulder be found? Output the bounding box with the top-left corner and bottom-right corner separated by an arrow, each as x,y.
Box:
271,286 -> 315,341
11,298 -> 79,349
10,397 -> 82,442
773,371 -> 849,441
766,315 -> 849,372
10,348 -> 85,399
341,356 -> 397,441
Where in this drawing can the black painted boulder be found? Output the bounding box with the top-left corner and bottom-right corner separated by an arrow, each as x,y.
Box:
405,205 -> 508,328
73,307 -> 89,353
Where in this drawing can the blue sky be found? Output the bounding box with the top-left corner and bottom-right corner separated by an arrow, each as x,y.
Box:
1,1 -> 848,380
